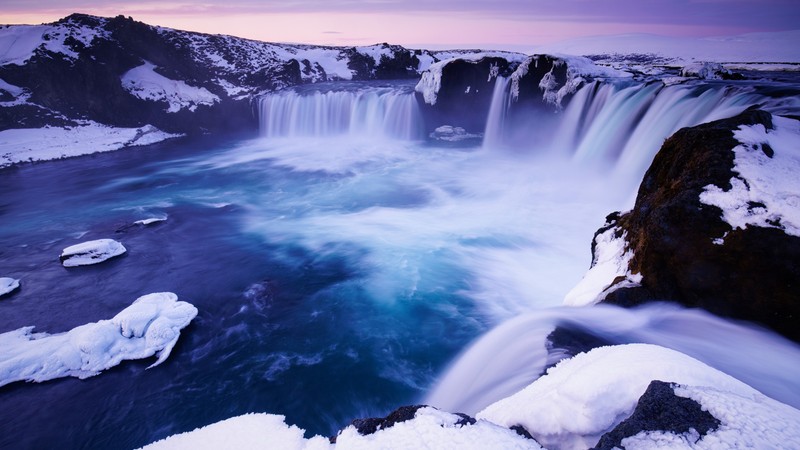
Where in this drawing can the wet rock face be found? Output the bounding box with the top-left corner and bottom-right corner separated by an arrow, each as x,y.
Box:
598,109 -> 800,342
415,57 -> 517,134
592,380 -> 721,450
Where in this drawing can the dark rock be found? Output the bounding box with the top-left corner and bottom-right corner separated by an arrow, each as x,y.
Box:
416,56 -> 518,134
330,405 -> 480,443
596,108 -> 800,342
592,380 -> 720,450
510,425 -> 536,440
546,323 -> 617,369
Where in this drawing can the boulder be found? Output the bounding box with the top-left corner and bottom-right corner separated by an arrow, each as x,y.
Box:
592,380 -> 720,450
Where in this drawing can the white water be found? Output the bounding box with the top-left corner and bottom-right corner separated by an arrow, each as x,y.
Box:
253,77 -> 800,418
257,83 -> 424,140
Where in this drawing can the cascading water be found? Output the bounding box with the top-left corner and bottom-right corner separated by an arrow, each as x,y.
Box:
484,76 -> 800,175
257,82 -> 425,140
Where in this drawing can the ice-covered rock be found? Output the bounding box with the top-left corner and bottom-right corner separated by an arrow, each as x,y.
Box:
0,292 -> 197,387
0,277 -> 20,297
60,238 -> 127,267
575,109 -> 800,342
680,62 -> 743,80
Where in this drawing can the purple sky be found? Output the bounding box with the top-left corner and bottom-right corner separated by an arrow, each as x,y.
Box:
3,0 -> 799,50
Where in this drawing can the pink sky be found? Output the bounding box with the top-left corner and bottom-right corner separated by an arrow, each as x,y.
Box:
2,1 -> 799,51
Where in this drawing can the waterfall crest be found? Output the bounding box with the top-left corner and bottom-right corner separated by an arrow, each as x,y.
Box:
257,83 -> 424,140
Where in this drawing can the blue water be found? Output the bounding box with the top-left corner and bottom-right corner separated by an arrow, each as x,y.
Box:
0,126 -> 630,449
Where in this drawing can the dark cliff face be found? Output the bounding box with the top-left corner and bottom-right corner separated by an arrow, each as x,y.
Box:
415,57 -> 518,134
597,109 -> 800,342
414,54 -> 580,139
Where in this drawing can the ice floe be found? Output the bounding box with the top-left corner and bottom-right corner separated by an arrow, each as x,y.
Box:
60,238 -> 127,267
0,292 -> 197,387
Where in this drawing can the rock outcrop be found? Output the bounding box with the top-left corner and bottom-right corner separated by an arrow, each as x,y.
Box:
586,108 -> 800,342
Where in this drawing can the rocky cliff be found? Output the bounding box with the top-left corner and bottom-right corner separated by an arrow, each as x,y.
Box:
574,108 -> 800,341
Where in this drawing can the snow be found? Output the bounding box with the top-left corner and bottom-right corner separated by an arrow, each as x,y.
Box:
141,407 -> 540,450
141,343 -> 800,449
535,30 -> 800,64
0,292 -> 197,387
476,343 -> 768,450
356,44 -> 393,66
680,62 -> 730,80
0,122 -> 182,168
0,277 -> 20,297
563,225 -> 641,306
0,25 -> 49,66
121,61 -> 220,113
134,217 -> 167,226
0,21 -> 109,66
621,383 -> 800,449
0,77 -> 30,105
699,115 -> 800,240
60,238 -> 126,267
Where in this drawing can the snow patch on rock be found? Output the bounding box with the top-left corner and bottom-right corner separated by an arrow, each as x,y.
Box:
563,225 -> 641,306
0,292 -> 197,387
121,61 -> 220,113
700,115 -> 800,240
60,238 -> 126,267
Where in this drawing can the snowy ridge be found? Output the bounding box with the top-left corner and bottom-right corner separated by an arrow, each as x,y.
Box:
0,292 -> 197,387
700,115 -> 800,240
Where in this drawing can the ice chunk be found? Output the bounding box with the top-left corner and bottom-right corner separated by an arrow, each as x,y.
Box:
60,238 -> 127,267
0,292 -> 197,387
0,277 -> 20,297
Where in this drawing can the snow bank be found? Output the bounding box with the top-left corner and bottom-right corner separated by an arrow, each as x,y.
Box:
0,292 -> 197,387
700,115 -> 800,240
563,225 -> 641,306
60,238 -> 127,267
141,407 -> 540,449
0,277 -> 20,297
121,61 -> 220,113
680,62 -> 731,80
0,122 -> 182,168
477,343 -> 767,449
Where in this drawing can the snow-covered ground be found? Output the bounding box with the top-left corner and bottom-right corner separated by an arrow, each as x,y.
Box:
138,343 -> 800,449
700,115 -> 800,241
0,123 -> 182,168
0,292 -> 197,387
534,30 -> 800,65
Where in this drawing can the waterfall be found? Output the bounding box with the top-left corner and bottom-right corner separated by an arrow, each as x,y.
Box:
483,76 -> 511,148
483,77 -> 799,175
258,83 -> 424,140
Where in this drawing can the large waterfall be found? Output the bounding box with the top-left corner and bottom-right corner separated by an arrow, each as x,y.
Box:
257,82 -> 424,140
258,77 -> 799,181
